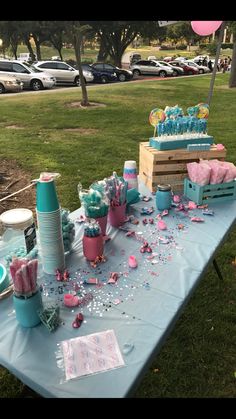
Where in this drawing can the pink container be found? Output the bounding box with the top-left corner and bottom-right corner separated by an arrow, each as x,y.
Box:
108,202 -> 126,228
95,214 -> 108,236
83,234 -> 104,261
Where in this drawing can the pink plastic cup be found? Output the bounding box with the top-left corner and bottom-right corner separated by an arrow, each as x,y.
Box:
108,202 -> 127,228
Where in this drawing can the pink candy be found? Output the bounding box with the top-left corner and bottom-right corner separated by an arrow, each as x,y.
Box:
157,220 -> 167,230
64,294 -> 80,307
128,255 -> 138,268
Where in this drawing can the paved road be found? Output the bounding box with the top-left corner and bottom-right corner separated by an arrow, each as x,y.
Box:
0,72 -> 212,97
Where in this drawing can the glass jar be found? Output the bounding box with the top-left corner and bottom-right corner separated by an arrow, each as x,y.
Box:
0,208 -> 36,255
156,184 -> 172,211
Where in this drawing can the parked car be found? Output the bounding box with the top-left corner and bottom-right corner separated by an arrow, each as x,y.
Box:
33,60 -> 94,85
156,61 -> 184,76
169,61 -> 199,75
193,55 -> 210,64
130,60 -> 174,77
121,51 -> 142,68
81,64 -> 117,83
17,53 -> 36,63
184,60 -> 210,74
0,60 -> 56,90
0,73 -> 23,94
91,63 -> 133,82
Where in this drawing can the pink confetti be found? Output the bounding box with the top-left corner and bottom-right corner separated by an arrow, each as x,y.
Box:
191,217 -> 205,223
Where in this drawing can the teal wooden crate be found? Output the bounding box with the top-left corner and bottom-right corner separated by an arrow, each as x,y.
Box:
184,178 -> 236,205
149,135 -> 214,151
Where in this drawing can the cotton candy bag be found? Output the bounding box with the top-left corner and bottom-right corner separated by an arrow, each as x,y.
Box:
187,162 -> 211,186
202,160 -> 227,184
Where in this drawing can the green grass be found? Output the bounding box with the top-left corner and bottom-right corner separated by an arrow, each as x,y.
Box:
0,72 -> 236,398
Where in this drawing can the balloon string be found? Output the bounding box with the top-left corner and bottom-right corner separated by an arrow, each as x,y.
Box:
0,182 -> 36,203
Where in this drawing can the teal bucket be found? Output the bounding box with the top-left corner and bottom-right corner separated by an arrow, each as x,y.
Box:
13,290 -> 43,328
36,179 -> 59,212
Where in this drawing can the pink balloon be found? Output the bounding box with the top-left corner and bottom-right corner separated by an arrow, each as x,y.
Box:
191,21 -> 223,36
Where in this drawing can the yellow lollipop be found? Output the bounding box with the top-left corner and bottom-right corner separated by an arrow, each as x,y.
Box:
197,103 -> 209,119
149,108 -> 166,136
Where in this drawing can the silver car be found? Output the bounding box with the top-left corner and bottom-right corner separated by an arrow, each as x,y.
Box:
0,74 -> 23,94
0,60 -> 56,91
34,60 -> 94,85
156,61 -> 184,76
130,60 -> 174,77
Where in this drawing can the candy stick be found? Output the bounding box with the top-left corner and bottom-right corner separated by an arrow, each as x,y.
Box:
14,269 -> 24,296
20,264 -> 32,296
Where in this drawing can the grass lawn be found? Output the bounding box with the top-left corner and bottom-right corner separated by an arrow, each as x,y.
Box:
0,73 -> 236,398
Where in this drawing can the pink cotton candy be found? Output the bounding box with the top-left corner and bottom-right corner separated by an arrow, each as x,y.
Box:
157,220 -> 167,230
187,162 -> 211,186
218,161 -> 236,183
203,160 -> 227,184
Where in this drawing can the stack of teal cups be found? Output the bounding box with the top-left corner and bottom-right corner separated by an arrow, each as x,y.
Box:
36,178 -> 65,274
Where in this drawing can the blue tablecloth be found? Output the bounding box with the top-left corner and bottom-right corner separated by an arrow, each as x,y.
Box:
0,182 -> 235,398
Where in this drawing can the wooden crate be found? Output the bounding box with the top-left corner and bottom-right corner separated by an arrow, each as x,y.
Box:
139,142 -> 227,193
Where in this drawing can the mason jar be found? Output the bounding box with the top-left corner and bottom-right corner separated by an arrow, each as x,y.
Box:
0,208 -> 36,255
156,184 -> 172,211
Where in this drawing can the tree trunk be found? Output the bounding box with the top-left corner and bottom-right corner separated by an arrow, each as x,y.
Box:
74,33 -> 89,106
10,42 -> 18,59
32,35 -> 41,60
58,49 -> 63,61
229,40 -> 236,88
97,35 -> 109,62
24,36 -> 35,59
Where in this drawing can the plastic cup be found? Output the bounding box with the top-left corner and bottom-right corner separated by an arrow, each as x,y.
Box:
36,179 -> 59,212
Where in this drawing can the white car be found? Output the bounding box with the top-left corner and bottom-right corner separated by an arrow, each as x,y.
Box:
34,60 -> 94,85
0,60 -> 56,90
130,59 -> 174,77
185,60 -> 210,74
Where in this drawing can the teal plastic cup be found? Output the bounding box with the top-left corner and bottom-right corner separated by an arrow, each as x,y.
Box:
36,179 -> 59,212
